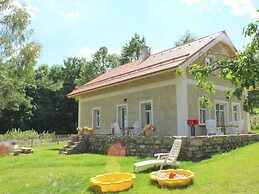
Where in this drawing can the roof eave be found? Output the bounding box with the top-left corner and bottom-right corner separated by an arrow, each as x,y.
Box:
67,66 -> 179,98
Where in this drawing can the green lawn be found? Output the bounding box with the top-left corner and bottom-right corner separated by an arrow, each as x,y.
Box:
251,129 -> 259,134
1,142 -> 259,194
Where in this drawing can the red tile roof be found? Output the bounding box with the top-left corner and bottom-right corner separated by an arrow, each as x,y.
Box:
68,31 -> 231,98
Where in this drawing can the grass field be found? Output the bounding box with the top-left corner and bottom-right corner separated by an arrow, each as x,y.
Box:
251,129 -> 259,134
1,142 -> 259,194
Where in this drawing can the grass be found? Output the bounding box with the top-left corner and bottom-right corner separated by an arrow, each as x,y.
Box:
251,129 -> 259,134
1,143 -> 259,194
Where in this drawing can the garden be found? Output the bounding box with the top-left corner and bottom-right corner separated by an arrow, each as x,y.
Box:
1,139 -> 259,193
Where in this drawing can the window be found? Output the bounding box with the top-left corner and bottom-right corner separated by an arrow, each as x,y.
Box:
92,108 -> 101,128
140,101 -> 153,127
117,104 -> 128,128
215,102 -> 228,126
198,99 -> 210,125
232,103 -> 240,122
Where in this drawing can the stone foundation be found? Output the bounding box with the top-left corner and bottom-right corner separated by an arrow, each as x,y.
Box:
63,134 -> 259,161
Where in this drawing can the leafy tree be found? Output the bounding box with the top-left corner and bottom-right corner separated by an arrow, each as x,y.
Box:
27,65 -> 63,133
174,30 -> 197,46
52,58 -> 83,134
0,0 -> 41,112
92,47 -> 120,74
0,64 -> 63,133
120,34 -> 147,64
189,18 -> 259,113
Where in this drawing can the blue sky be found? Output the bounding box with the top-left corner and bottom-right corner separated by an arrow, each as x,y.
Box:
17,0 -> 259,65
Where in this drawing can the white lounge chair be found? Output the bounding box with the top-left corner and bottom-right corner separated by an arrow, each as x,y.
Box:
205,119 -> 224,135
133,139 -> 182,173
112,123 -> 122,136
229,120 -> 243,135
132,121 -> 141,136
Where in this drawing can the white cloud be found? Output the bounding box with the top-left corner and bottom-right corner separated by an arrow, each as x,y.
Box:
76,47 -> 95,61
39,0 -> 83,18
108,48 -> 121,55
152,48 -> 161,54
58,10 -> 82,18
181,0 -> 258,19
223,0 -> 259,19
181,0 -> 222,14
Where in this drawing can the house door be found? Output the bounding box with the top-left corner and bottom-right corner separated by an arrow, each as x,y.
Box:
215,103 -> 227,126
118,105 -> 127,128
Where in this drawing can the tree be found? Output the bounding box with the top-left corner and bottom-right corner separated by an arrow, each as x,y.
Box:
0,0 -> 41,112
188,18 -> 259,114
120,34 -> 147,65
91,47 -> 120,74
27,65 -> 63,133
174,30 -> 197,46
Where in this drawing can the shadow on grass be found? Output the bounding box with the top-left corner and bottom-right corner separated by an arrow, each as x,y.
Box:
87,185 -> 134,193
45,148 -> 61,151
150,179 -> 194,190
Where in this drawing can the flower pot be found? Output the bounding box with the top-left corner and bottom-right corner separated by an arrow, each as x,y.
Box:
144,129 -> 153,137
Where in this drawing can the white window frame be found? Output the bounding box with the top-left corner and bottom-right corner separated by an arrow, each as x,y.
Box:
198,97 -> 210,126
92,107 -> 101,128
116,103 -> 128,128
139,100 -> 153,127
231,102 -> 241,122
214,100 -> 229,126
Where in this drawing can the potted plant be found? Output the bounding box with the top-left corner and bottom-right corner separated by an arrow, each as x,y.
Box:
142,124 -> 155,137
76,126 -> 94,135
76,127 -> 84,135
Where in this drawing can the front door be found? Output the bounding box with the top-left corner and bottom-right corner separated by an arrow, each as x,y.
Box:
118,105 -> 127,128
215,103 -> 227,126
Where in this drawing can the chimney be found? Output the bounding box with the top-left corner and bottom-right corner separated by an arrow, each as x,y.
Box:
140,45 -> 150,61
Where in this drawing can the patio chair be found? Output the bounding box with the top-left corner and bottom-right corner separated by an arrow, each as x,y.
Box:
132,121 -> 141,136
229,120 -> 243,135
112,122 -> 122,136
133,139 -> 182,173
205,119 -> 224,135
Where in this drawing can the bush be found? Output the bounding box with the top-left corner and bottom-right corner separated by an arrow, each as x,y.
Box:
0,129 -> 56,146
3,128 -> 39,140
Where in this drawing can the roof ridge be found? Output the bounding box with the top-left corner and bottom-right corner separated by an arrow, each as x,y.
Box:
150,31 -> 225,56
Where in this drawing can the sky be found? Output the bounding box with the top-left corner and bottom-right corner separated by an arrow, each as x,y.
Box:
16,0 -> 259,65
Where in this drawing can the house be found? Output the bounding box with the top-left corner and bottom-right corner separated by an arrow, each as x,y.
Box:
68,31 -> 250,136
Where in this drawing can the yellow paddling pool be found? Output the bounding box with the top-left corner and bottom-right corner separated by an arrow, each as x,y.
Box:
89,172 -> 136,193
150,169 -> 194,187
